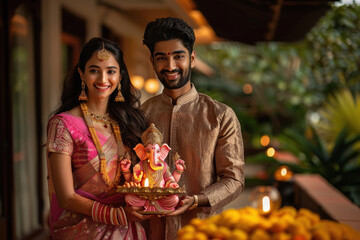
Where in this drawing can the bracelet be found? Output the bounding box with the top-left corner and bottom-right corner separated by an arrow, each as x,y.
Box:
91,201 -> 128,226
189,195 -> 198,210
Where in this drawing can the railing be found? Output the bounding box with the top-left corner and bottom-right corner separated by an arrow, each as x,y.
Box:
293,174 -> 360,231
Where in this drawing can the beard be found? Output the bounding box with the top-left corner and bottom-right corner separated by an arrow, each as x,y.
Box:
157,65 -> 192,90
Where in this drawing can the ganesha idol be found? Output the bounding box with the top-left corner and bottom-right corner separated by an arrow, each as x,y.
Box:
124,123 -> 186,213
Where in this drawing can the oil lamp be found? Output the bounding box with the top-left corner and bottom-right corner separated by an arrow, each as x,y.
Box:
273,165 -> 295,206
249,186 -> 281,216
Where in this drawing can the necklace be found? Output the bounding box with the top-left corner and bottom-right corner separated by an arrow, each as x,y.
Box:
80,103 -> 125,192
88,111 -> 111,128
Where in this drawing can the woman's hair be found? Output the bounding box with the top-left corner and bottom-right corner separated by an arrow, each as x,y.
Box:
54,37 -> 148,148
143,17 -> 195,56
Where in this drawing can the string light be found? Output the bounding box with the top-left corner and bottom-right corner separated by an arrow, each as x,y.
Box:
243,83 -> 253,94
260,135 -> 270,146
266,147 -> 276,157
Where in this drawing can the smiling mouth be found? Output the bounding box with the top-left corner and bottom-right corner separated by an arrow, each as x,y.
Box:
163,71 -> 180,80
95,85 -> 111,90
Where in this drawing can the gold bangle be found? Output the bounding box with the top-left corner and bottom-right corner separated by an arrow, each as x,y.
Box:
189,195 -> 198,210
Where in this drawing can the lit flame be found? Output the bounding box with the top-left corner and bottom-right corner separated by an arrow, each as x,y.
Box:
280,167 -> 288,177
262,196 -> 271,213
144,178 -> 149,187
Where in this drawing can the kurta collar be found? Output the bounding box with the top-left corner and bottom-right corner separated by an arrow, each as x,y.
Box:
160,83 -> 199,106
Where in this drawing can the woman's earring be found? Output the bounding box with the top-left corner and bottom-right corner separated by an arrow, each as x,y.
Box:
115,82 -> 125,102
78,80 -> 88,101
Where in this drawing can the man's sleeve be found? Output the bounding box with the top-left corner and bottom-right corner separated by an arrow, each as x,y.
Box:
200,106 -> 245,214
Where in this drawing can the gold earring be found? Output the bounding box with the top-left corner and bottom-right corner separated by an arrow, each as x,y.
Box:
78,80 -> 88,101
115,83 -> 125,102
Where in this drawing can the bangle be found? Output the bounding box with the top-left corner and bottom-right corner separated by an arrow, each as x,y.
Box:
189,195 -> 198,210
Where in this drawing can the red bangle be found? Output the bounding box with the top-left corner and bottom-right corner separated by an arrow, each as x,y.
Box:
91,202 -> 99,222
105,205 -> 111,224
99,204 -> 106,223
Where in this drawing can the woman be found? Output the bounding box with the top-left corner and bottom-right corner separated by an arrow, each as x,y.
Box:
46,37 -> 149,239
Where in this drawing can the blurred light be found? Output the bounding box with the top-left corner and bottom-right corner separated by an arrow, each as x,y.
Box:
274,165 -> 293,181
308,111 -> 320,125
249,186 -> 281,215
131,75 -> 145,90
144,78 -> 160,94
262,196 -> 271,213
260,135 -> 270,146
266,147 -> 276,157
243,83 -> 253,94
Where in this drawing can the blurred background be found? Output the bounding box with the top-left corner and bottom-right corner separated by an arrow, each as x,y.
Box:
1,0 -> 360,239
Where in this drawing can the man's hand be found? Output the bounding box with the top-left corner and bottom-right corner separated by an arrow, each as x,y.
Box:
166,195 -> 195,216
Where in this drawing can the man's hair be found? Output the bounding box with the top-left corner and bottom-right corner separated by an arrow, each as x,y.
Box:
143,17 -> 195,55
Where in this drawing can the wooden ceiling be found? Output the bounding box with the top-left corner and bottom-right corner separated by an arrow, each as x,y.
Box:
193,0 -> 339,44
100,0 -> 339,45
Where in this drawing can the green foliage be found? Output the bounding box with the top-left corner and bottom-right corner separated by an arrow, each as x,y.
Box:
315,89 -> 360,150
306,4 -> 360,92
193,3 -> 360,151
278,127 -> 360,205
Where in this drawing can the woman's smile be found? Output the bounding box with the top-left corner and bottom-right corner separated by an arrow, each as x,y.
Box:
94,84 -> 111,91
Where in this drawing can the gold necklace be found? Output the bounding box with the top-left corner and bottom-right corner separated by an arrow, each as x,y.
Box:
88,111 -> 111,128
80,103 -> 125,192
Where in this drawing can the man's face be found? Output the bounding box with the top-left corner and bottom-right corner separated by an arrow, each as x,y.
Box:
151,39 -> 195,89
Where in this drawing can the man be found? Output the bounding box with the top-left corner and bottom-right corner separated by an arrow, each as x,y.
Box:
140,17 -> 245,239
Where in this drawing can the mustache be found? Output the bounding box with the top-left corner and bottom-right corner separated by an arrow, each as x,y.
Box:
160,69 -> 182,74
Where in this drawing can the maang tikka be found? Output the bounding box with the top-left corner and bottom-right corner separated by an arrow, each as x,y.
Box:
97,42 -> 111,61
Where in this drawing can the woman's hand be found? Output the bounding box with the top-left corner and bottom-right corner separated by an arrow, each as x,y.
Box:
124,205 -> 153,221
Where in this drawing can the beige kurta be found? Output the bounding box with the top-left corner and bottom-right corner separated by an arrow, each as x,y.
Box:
140,84 -> 245,240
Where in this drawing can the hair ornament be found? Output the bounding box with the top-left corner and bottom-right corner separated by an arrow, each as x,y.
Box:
97,42 -> 111,61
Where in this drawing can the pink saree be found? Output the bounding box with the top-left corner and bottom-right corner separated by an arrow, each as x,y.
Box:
46,113 -> 146,239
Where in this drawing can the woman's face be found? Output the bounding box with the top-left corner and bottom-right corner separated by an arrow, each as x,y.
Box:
79,52 -> 121,102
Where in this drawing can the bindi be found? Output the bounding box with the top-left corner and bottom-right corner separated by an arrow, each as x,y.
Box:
167,52 -> 171,55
